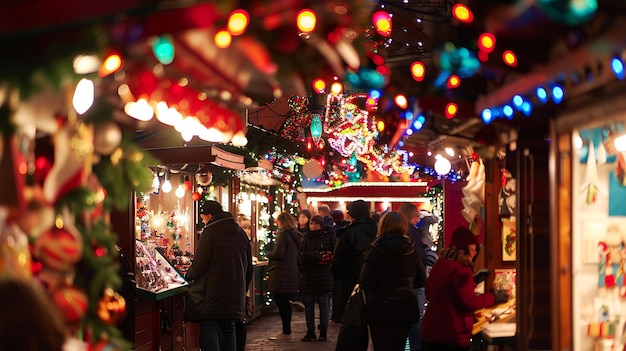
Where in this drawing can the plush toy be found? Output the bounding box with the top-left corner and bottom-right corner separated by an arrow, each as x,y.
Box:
598,224 -> 625,290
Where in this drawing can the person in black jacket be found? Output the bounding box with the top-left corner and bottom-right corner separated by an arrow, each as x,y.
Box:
332,200 -> 378,323
185,200 -> 253,351
360,211 -> 426,351
267,212 -> 304,341
297,215 -> 336,342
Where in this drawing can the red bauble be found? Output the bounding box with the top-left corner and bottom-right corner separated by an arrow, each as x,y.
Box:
35,227 -> 83,272
52,286 -> 88,324
191,192 -> 201,201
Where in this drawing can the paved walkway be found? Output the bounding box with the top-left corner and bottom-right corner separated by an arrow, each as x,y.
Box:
245,309 -> 411,351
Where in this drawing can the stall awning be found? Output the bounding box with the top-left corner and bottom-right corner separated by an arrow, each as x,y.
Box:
302,182 -> 432,203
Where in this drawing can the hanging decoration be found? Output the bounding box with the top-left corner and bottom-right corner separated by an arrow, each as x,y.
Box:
280,95 -> 312,140
310,113 -> 323,143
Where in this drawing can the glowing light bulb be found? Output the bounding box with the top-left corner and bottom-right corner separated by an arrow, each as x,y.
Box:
297,9 -> 317,34
73,78 -> 94,115
161,179 -> 172,193
227,9 -> 249,36
175,184 -> 185,198
452,4 -> 474,23
411,61 -> 425,82
215,30 -> 232,48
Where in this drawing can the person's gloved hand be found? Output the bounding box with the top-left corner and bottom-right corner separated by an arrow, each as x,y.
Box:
492,289 -> 509,305
473,269 -> 490,284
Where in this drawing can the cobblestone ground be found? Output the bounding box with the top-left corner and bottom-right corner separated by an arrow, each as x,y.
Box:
245,309 -> 411,351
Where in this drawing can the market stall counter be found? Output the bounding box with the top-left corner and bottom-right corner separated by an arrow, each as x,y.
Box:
134,240 -> 198,351
473,298 -> 517,351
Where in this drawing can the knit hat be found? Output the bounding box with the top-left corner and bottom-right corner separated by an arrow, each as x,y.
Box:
200,200 -> 223,215
348,200 -> 369,218
450,226 -> 479,249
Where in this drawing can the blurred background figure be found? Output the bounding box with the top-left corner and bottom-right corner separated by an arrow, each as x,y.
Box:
267,212 -> 304,341
332,200 -> 377,323
297,209 -> 311,235
318,204 -> 334,227
330,209 -> 349,235
297,215 -> 336,342
360,212 -> 425,351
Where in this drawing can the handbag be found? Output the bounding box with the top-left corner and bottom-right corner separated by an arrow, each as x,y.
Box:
335,284 -> 369,351
183,292 -> 203,323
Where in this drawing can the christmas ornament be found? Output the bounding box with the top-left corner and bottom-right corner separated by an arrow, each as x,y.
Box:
97,288 -> 127,325
52,286 -> 89,324
93,122 -> 122,156
191,191 -> 201,201
16,200 -> 55,239
43,124 -> 85,204
34,226 -> 83,272
196,168 -> 212,186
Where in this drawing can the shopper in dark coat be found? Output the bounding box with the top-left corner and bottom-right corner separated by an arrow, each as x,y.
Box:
267,212 -> 304,340
186,200 -> 253,351
297,215 -> 336,341
360,211 -> 426,351
421,226 -> 509,351
398,202 -> 428,351
332,199 -> 378,322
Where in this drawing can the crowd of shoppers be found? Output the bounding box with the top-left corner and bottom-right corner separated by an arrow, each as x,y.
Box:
185,199 -> 508,351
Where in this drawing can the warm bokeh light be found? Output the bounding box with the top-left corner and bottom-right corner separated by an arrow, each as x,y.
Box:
227,9 -> 249,36
394,94 -> 408,109
502,50 -> 518,67
312,78 -> 326,93
297,9 -> 317,33
446,75 -> 461,89
410,61 -> 425,82
445,102 -> 458,119
215,30 -> 232,48
372,11 -> 392,37
452,4 -> 474,23
377,120 -> 385,132
99,53 -> 122,77
330,81 -> 343,95
478,32 -> 496,53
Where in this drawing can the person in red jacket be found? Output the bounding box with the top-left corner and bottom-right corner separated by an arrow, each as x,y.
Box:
421,225 -> 509,351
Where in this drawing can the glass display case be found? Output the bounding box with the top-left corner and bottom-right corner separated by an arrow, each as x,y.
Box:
135,240 -> 188,300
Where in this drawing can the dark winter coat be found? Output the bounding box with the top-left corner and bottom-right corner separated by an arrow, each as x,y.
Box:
297,227 -> 336,294
267,228 -> 303,294
421,247 -> 496,347
332,216 -> 378,286
359,234 -> 425,325
186,212 -> 253,321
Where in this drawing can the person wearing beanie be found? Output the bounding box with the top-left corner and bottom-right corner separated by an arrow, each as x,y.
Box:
421,225 -> 509,351
186,200 -> 253,351
332,199 -> 378,323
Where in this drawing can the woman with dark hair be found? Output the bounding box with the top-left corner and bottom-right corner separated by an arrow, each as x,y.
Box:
297,209 -> 311,234
359,211 -> 426,351
267,212 -> 304,341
